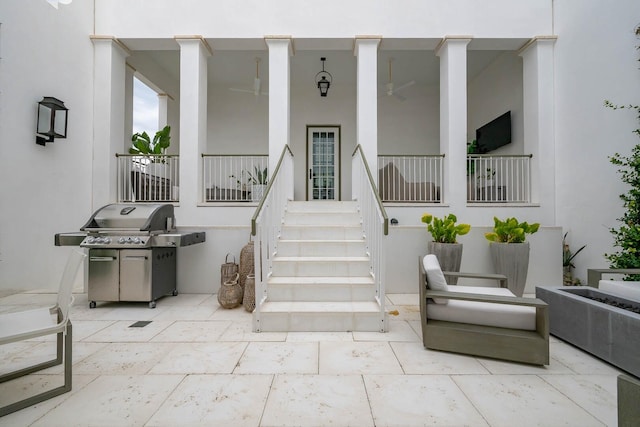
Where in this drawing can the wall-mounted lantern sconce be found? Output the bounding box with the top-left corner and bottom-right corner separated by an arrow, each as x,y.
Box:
315,57 -> 332,97
36,96 -> 68,146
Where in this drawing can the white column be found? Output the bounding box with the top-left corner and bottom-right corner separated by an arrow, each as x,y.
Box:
520,36 -> 557,206
266,37 -> 292,174
354,37 -> 381,179
124,64 -> 135,151
176,36 -> 211,207
90,36 -> 130,209
158,93 -> 169,129
436,37 -> 471,207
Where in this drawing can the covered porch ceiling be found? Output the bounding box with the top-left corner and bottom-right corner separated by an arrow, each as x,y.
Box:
123,37 -> 527,93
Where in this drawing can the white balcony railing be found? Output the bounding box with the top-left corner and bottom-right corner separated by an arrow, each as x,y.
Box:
467,154 -> 532,203
116,154 -> 179,203
202,154 -> 269,202
377,155 -> 444,203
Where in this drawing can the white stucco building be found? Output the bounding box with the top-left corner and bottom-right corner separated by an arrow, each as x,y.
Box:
0,0 -> 639,295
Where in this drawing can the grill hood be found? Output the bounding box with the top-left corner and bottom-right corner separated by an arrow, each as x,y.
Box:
81,204 -> 175,232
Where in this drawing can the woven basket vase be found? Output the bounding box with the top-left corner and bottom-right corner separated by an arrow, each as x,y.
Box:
218,273 -> 242,309
239,240 -> 255,290
220,253 -> 238,286
243,274 -> 256,312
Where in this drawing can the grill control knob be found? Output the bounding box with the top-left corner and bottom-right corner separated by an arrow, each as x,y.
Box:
118,237 -> 126,244
104,237 -> 112,244
133,237 -> 142,244
87,237 -> 96,244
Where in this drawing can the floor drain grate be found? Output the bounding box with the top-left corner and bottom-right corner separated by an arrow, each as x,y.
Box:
129,321 -> 152,328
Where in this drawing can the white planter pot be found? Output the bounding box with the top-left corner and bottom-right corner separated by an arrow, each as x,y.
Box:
489,242 -> 530,297
251,184 -> 266,202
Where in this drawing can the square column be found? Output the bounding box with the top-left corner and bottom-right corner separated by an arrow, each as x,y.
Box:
520,36 -> 557,206
176,36 -> 212,207
266,37 -> 292,174
124,64 -> 134,149
436,37 -> 471,207
90,36 -> 130,209
354,37 -> 381,179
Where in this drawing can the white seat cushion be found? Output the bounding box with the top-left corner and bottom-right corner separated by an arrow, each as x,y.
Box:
423,254 -> 449,304
599,280 -> 640,302
427,286 -> 537,331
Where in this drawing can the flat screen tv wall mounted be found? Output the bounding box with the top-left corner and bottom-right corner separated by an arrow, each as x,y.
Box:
475,111 -> 511,154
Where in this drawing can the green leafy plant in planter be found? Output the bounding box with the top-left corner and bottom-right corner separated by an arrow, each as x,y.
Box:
485,217 -> 540,243
485,216 -> 540,297
129,125 -> 171,163
421,213 -> 470,243
421,213 -> 470,284
247,166 -> 268,185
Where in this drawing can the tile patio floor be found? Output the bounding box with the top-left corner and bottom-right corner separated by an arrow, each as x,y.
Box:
0,292 -> 621,426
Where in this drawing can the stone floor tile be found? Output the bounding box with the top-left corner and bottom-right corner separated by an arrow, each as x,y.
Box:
391,341 -> 490,374
29,375 -> 183,427
386,293 -> 419,306
73,342 -> 175,375
319,341 -> 403,374
234,342 -> 318,374
549,339 -> 623,375
541,374 -> 618,427
286,331 -> 354,342
453,374 -> 605,427
353,320 -> 420,342
150,320 -> 232,342
364,374 -> 489,426
83,319 -> 173,342
146,374 -> 272,427
149,342 -> 247,374
261,374 -> 374,427
219,321 -> 287,342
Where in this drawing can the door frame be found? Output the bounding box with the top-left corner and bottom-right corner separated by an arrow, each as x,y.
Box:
305,125 -> 341,201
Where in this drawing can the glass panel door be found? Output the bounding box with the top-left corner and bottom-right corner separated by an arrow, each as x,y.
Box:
307,126 -> 339,200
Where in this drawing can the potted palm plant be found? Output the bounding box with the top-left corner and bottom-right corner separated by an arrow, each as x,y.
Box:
129,125 -> 171,176
248,166 -> 268,201
485,216 -> 539,297
421,213 -> 471,284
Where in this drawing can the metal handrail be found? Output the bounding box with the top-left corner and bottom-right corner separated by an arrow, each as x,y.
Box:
250,145 -> 294,332
352,144 -> 389,332
353,145 -> 389,235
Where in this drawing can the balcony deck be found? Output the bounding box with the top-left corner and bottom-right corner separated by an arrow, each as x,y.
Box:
0,291 -> 620,426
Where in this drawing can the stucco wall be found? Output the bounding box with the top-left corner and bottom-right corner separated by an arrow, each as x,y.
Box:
0,0 -> 95,290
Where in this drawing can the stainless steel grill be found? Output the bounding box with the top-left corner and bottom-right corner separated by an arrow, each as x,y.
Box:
55,203 -> 205,308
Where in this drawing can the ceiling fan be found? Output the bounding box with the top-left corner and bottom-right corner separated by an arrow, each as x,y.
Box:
229,58 -> 267,96
380,58 -> 415,101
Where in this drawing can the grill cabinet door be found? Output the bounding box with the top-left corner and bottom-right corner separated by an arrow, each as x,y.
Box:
88,249 -> 120,302
119,249 -> 152,301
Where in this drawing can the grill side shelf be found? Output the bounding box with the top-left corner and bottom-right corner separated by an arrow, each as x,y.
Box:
55,232 -> 87,246
152,232 -> 206,247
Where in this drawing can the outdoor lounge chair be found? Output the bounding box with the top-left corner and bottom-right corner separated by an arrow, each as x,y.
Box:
378,163 -> 440,202
418,254 -> 549,365
0,250 -> 85,416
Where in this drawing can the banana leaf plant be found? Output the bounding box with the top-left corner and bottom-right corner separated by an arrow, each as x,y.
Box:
129,125 -> 171,163
485,216 -> 540,243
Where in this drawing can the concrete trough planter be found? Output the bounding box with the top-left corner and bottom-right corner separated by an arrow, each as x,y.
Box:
536,286 -> 640,377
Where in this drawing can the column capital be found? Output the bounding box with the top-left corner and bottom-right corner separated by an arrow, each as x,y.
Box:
174,35 -> 213,56
353,36 -> 381,55
518,36 -> 558,56
435,36 -> 472,57
90,35 -> 131,57
264,36 -> 295,56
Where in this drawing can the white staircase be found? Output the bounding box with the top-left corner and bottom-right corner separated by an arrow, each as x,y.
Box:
255,201 -> 387,332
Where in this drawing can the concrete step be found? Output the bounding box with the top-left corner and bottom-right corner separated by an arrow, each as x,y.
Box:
285,200 -> 359,213
267,276 -> 375,302
256,301 -> 385,332
271,256 -> 370,277
280,225 -> 364,240
276,239 -> 366,257
283,211 -> 362,226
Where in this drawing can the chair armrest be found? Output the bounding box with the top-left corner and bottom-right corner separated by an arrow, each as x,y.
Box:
443,271 -> 508,288
587,268 -> 640,287
426,289 -> 548,308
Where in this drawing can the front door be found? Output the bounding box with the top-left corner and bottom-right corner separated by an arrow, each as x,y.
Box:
307,126 -> 340,200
